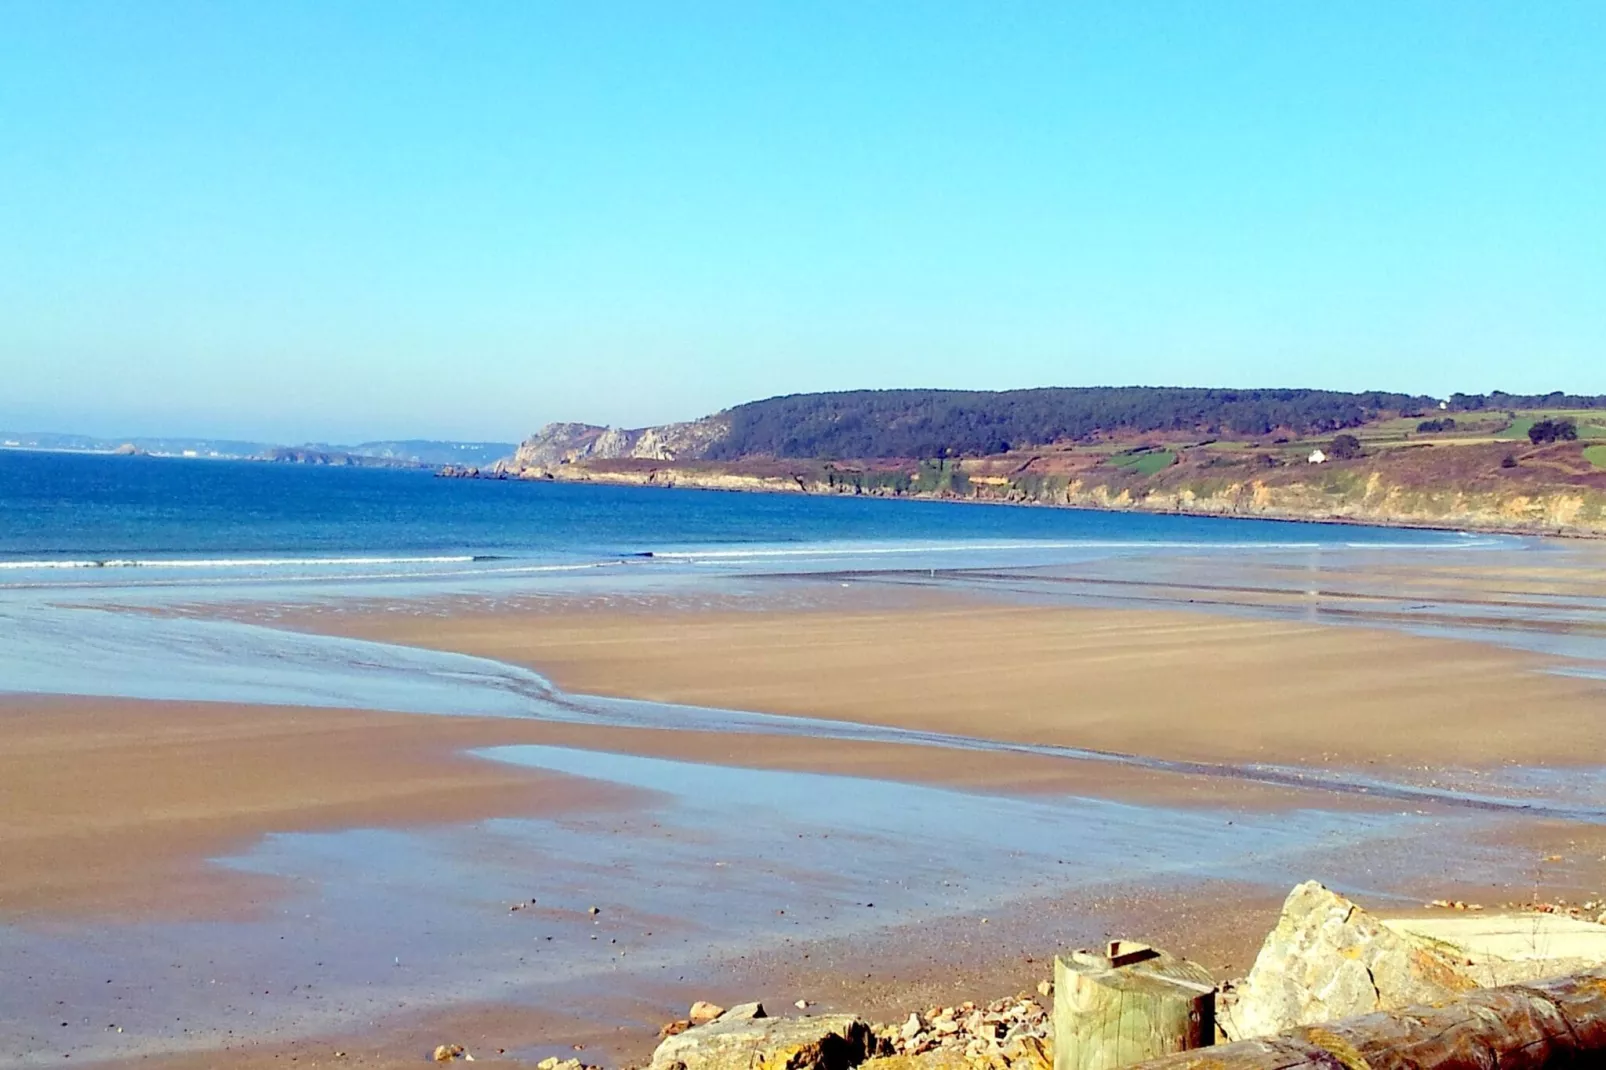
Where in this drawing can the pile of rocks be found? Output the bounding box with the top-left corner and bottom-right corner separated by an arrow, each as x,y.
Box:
874,994 -> 1051,1067
646,993 -> 1052,1070
1511,897 -> 1606,925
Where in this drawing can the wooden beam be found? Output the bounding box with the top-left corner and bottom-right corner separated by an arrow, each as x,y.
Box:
1127,969 -> 1606,1070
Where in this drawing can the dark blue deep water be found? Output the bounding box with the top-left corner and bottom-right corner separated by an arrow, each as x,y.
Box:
0,448 -> 1476,565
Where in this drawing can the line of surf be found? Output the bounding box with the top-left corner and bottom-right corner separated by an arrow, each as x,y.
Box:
645,536 -> 1502,560
0,554 -> 490,571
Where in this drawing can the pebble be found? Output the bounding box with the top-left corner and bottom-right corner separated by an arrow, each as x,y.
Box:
536,1059 -> 597,1070
689,1000 -> 725,1026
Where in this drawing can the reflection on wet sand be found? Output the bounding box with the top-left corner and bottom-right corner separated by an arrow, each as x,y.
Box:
0,744 -> 1508,1066
7,539 -> 1606,1067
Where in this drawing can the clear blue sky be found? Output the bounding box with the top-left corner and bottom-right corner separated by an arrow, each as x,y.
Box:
3,2 -> 1602,442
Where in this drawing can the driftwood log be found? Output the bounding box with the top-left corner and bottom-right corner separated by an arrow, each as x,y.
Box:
1128,969 -> 1606,1070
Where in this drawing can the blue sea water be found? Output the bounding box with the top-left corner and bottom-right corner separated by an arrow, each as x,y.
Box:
0,448 -> 1485,570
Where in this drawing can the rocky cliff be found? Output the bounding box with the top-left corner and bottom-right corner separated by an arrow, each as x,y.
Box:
499,416 -> 730,474
492,441 -> 1606,538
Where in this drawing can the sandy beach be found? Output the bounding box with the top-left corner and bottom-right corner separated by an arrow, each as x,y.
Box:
2,687 -> 1336,1070
14,567 -> 1606,1067
299,598 -> 1606,769
0,685 -> 1356,925
26,575 -> 1603,923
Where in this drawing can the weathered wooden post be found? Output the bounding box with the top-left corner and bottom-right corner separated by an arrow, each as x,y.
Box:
1054,941 -> 1215,1070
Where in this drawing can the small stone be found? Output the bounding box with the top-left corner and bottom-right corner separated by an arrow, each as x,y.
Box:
795,999 -> 810,1010
660,1020 -> 691,1039
689,1001 -> 725,1026
1036,980 -> 1053,998
434,1044 -> 465,1062
900,1012 -> 924,1043
588,906 -> 601,915
715,1002 -> 767,1023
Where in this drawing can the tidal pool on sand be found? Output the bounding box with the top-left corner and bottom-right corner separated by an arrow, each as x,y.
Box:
1,746 -> 1511,1068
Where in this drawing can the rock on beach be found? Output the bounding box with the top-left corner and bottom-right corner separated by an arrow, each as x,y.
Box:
650,1014 -> 884,1070
1221,880 -> 1478,1039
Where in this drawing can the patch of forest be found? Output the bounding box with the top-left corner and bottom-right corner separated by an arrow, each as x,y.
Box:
707,387 -> 1439,460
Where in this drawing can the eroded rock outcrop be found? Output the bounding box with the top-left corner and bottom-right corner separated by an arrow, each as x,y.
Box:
1221,881 -> 1478,1040
500,416 -> 731,474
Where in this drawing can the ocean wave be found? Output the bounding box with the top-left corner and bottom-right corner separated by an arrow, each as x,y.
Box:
0,557 -> 632,591
0,554 -> 481,571
645,536 -> 1494,560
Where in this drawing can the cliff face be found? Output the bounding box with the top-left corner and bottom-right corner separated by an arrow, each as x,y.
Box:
496,444 -> 1606,537
492,403 -> 1606,536
1056,474 -> 1606,535
499,416 -> 731,473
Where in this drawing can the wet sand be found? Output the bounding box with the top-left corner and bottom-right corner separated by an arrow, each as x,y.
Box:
0,692 -> 1336,924
18,580 -> 1606,1068
0,695 -> 630,921
96,880 -> 1289,1070
8,690 -> 1377,1070
303,599 -> 1606,769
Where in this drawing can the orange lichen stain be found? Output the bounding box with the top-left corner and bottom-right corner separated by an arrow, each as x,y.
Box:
1302,1027 -> 1374,1070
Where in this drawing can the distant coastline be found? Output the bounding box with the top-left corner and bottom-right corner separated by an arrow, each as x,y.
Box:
483,453 -> 1606,541
0,433 -> 515,469
489,387 -> 1606,539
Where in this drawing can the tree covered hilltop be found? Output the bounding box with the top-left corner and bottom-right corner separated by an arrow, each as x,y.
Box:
709,387 -> 1606,461
708,388 -> 1428,459
498,386 -> 1606,537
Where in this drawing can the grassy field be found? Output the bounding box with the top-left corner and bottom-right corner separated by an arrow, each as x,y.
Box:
1586,444 -> 1606,471
1494,411 -> 1606,442
1355,413 -> 1505,444
1023,408 -> 1606,464
1109,448 -> 1177,475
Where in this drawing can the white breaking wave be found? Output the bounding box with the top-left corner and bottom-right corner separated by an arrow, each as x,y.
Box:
0,554 -> 479,571
646,536 -> 1495,560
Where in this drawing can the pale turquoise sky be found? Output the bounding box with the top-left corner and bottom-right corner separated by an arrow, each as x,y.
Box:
2,2 -> 1602,441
